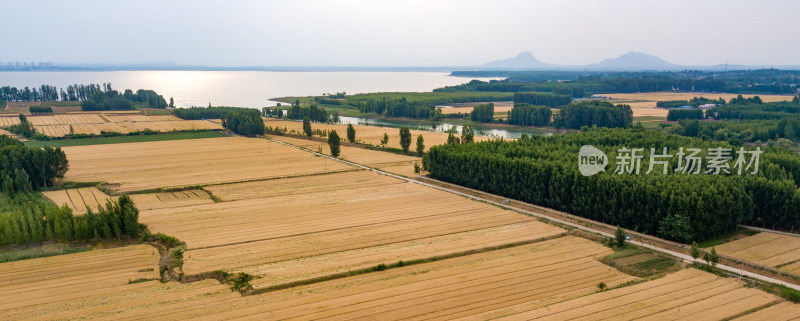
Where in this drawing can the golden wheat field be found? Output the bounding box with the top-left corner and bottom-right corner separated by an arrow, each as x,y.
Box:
0,113 -> 221,137
734,301 -> 800,321
0,245 -> 160,318
41,187 -> 116,214
601,92 -> 796,118
7,121 -> 799,319
716,232 -> 800,274
62,136 -> 354,192
2,236 -> 635,320
128,189 -> 215,211
272,135 -> 422,176
437,105 -> 514,115
489,268 -> 777,321
264,119 -> 491,151
142,170 -> 563,287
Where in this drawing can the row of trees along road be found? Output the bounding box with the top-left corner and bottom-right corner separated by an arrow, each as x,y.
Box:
423,127 -> 800,243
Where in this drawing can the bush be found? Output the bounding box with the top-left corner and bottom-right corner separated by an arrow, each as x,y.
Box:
667,108 -> 704,121
615,226 -> 626,247
29,105 -> 53,114
228,272 -> 254,293
690,241 -> 701,259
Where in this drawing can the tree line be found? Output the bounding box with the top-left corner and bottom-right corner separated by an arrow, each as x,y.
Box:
423,127 -> 800,243
666,109 -> 704,121
81,84 -> 167,111
435,80 -> 587,98
286,101 -> 334,123
174,106 -> 265,136
221,108 -> 265,137
513,92 -> 573,107
470,103 -> 494,122
552,101 -> 633,129
508,103 -> 551,126
438,70 -> 800,96
657,97 -> 726,108
0,135 -> 68,190
0,83 -> 169,105
351,98 -> 437,119
0,193 -> 143,245
711,101 -> 799,120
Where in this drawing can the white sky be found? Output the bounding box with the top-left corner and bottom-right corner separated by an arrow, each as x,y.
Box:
1,0 -> 798,67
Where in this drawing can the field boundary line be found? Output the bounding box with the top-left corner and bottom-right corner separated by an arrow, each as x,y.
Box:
268,136 -> 800,291
246,233 -> 568,296
739,225 -> 800,238
186,208 -> 489,251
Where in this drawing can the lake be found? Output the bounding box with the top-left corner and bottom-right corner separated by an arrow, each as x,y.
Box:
0,71 -> 499,108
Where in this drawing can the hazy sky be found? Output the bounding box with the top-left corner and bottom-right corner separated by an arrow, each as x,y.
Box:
1,0 -> 798,67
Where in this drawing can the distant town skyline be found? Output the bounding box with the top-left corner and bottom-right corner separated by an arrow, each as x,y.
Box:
1,0 -> 798,67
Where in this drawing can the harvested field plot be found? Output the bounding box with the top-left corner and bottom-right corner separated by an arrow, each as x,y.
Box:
0,245 -> 159,317
145,171 -> 563,287
734,302 -> 800,321
272,135 -> 423,178
157,237 -> 634,320
272,135 -> 421,176
35,119 -> 220,137
716,232 -> 800,272
490,268 -> 778,321
438,105 -> 514,115
603,92 -> 796,103
63,136 -> 352,192
41,187 -> 116,214
601,92 -> 796,118
22,236 -> 630,320
0,113 -> 222,137
265,119 -> 490,151
129,189 -> 214,210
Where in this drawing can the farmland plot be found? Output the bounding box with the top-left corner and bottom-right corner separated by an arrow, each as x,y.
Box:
0,245 -> 159,317
734,302 -> 800,321
489,268 -> 778,321
144,170 -> 563,287
272,135 -> 422,177
437,104 -> 514,115
264,119 -> 491,151
716,232 -> 800,273
601,92 -> 796,118
35,236 -> 632,320
41,187 -> 116,214
128,189 -> 214,211
0,113 -> 222,137
63,137 -> 353,192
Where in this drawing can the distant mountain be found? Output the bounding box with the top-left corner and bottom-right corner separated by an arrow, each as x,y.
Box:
470,51 -> 800,71
476,51 -> 682,71
479,51 -> 556,70
586,51 -> 679,71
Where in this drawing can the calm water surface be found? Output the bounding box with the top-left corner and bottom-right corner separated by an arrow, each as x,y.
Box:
0,71 -> 499,108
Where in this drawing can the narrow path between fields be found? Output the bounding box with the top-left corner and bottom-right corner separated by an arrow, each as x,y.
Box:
268,136 -> 800,291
